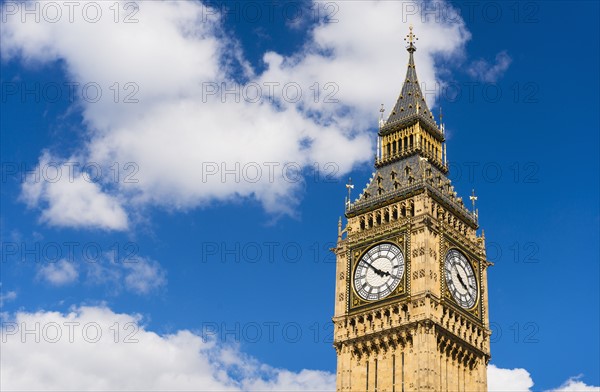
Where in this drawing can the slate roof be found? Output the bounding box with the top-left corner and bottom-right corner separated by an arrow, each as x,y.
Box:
381,43 -> 442,139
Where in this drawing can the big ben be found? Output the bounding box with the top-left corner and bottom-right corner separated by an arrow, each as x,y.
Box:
333,27 -> 491,391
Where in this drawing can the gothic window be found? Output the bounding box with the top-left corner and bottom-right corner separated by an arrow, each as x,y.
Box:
392,207 -> 398,220
360,218 -> 365,231
401,204 -> 407,217
409,134 -> 414,149
384,209 -> 390,223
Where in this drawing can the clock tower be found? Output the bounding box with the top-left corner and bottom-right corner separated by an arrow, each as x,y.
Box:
333,27 -> 491,391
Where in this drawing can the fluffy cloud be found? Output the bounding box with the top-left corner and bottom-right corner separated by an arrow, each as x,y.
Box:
467,50 -> 512,83
86,256 -> 167,295
0,286 -> 17,307
21,152 -> 128,231
2,0 -> 470,230
122,257 -> 167,295
0,305 -> 334,391
36,259 -> 79,286
547,376 -> 600,392
2,305 -> 597,391
488,364 -> 535,391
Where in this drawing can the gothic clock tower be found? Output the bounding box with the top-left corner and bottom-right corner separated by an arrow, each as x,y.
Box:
333,27 -> 491,391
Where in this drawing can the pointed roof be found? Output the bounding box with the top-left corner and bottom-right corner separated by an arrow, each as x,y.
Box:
382,27 -> 441,138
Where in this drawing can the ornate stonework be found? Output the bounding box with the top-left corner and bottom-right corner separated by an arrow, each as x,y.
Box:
333,28 -> 491,391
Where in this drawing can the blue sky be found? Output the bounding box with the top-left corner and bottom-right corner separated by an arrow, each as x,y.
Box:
0,1 -> 598,391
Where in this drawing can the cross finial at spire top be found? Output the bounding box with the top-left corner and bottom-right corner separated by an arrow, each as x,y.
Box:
404,24 -> 418,52
346,177 -> 354,203
470,189 -> 478,210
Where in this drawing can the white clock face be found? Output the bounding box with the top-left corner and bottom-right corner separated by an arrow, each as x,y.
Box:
444,249 -> 478,309
354,243 -> 405,301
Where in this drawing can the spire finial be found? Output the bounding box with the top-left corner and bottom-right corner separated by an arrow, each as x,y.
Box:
405,24 -> 418,52
470,189 -> 478,211
379,104 -> 385,128
470,189 -> 479,221
345,178 -> 354,206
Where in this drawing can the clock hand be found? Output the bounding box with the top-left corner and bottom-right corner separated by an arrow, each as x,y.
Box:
362,260 -> 390,277
456,272 -> 468,291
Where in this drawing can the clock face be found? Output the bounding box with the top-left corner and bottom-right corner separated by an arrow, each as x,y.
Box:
354,243 -> 405,301
444,249 -> 478,309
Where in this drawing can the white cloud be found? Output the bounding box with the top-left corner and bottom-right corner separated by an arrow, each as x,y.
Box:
2,0 -> 471,230
122,257 -> 167,295
1,305 -> 597,392
467,50 -> 512,83
36,259 -> 79,286
86,256 -> 167,296
0,305 -> 335,391
0,287 -> 17,307
547,376 -> 600,392
488,364 -> 535,391
21,152 -> 128,231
